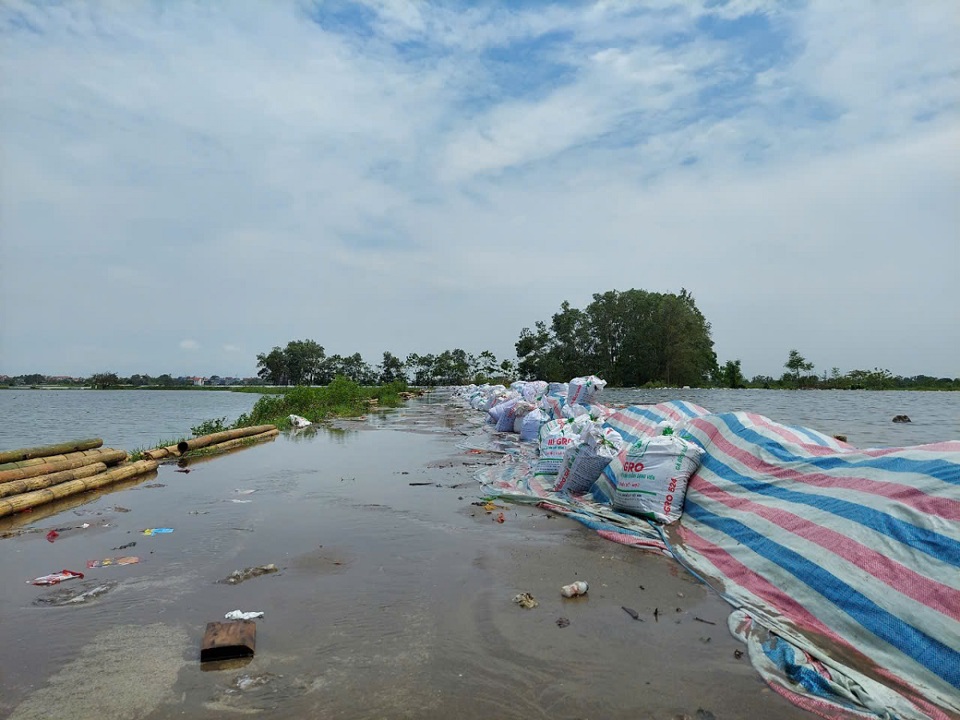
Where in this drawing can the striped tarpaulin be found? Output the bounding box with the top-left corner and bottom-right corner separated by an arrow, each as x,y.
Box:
592,400 -> 711,506
669,412 -> 960,719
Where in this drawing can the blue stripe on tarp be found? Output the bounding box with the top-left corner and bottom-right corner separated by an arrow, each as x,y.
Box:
786,424 -> 834,447
761,637 -> 837,698
696,452 -> 960,568
684,499 -> 960,688
711,414 -> 960,485
673,401 -> 709,418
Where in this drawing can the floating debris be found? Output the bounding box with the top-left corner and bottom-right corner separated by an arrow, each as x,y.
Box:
33,580 -> 116,606
142,528 -> 174,536
28,569 -> 84,586
86,556 -> 139,568
225,610 -> 265,620
622,606 -> 643,621
219,564 -> 278,585
556,617 -> 570,628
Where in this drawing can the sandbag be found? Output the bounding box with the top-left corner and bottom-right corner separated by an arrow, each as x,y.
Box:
495,399 -> 532,433
489,397 -> 519,427
520,408 -> 548,442
566,375 -> 606,405
539,393 -> 566,420
521,381 -> 548,403
605,435 -> 704,523
554,424 -> 623,494
535,416 -> 592,476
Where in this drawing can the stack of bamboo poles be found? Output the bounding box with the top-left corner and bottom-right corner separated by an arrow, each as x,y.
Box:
143,425 -> 278,461
0,439 -> 157,519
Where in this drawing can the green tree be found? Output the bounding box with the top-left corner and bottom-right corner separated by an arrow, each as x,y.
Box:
476,350 -> 499,381
284,339 -> 326,385
378,351 -> 405,384
405,353 -> 436,386
90,372 -> 120,389
785,349 -> 814,387
256,346 -> 289,385
721,359 -> 744,389
514,288 -> 716,386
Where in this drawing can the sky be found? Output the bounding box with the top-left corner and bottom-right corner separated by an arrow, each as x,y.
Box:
1,0 -> 958,380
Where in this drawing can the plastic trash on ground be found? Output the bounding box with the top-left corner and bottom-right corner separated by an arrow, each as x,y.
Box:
219,564 -> 278,585
28,569 -> 84,586
512,592 -> 539,609
561,581 -> 589,597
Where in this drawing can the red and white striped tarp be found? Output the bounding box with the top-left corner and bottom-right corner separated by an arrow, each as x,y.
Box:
668,412 -> 960,719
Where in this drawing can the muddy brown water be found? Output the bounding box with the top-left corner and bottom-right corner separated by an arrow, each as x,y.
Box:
0,397 -> 816,719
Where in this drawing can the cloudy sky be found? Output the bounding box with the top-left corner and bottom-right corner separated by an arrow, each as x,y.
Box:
1,0 -> 958,380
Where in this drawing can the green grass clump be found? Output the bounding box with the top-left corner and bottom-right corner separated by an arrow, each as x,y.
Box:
128,436 -> 185,461
233,376 -> 409,428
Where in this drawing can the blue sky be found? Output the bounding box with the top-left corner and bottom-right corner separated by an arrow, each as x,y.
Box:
1,0 -> 958,379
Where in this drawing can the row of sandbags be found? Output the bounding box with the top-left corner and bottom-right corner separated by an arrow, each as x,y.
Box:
456,377 -> 704,524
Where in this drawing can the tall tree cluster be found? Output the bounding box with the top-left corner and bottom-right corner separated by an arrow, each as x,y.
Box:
515,289 -> 717,387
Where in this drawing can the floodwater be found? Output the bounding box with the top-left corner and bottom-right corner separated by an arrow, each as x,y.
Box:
0,389 -> 957,719
2,387 -> 958,451
0,389 -> 260,451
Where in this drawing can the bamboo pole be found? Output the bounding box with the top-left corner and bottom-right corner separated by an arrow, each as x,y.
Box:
0,470 -> 158,531
176,425 -> 276,454
142,444 -> 182,461
181,429 -> 279,458
0,438 -> 103,465
0,460 -> 159,519
0,462 -> 107,498
0,449 -> 127,484
0,448 -> 118,472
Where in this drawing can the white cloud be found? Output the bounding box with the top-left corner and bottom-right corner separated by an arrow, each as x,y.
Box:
0,0 -> 957,378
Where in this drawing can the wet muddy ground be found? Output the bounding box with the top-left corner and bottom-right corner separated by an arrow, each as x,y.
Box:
0,395 -> 816,719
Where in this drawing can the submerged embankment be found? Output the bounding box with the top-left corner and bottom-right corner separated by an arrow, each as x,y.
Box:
0,392 -> 821,720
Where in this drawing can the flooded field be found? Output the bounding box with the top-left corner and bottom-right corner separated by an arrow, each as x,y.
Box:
0,396 -> 821,719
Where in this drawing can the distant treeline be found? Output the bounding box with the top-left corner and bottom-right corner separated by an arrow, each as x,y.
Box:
3,287 -> 957,391
253,341 -> 515,386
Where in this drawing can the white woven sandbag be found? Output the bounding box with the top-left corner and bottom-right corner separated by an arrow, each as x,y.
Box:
607,435 -> 704,523
566,376 -> 607,405
554,424 -> 623,494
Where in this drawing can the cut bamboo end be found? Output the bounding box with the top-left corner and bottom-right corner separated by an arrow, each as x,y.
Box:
176,425 -> 277,454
